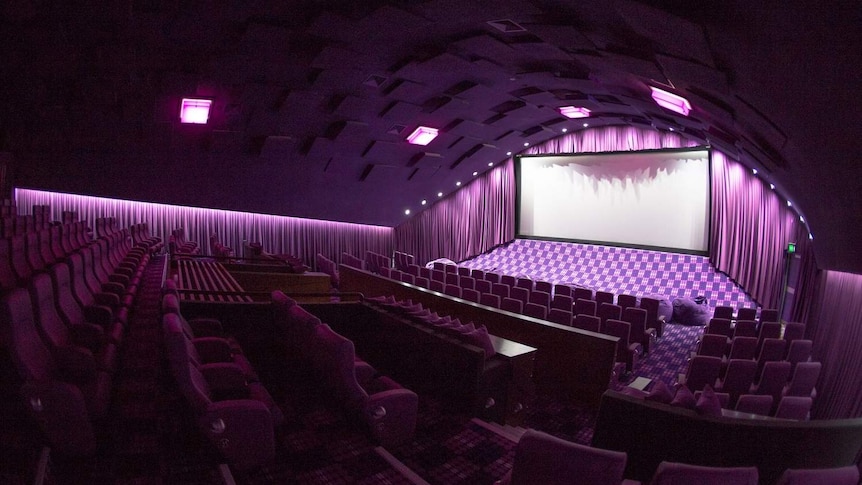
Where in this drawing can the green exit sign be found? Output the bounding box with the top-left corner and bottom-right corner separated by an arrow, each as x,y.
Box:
787,242 -> 797,254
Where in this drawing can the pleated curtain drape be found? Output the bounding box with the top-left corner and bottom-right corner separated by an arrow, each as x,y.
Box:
14,188 -> 393,269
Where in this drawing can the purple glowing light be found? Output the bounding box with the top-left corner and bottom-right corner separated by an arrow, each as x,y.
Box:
406,126 -> 439,146
559,106 -> 591,119
649,87 -> 691,116
180,98 -> 212,124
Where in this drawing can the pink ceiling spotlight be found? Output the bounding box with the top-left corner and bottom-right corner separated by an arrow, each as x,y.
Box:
180,98 -> 212,124
406,126 -> 439,145
649,87 -> 691,116
559,106 -> 591,119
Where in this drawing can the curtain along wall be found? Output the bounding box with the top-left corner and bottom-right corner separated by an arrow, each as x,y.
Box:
14,188 -> 393,269
709,151 -> 814,309
808,270 -> 862,419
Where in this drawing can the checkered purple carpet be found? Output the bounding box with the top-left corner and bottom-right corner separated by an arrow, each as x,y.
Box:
461,239 -> 757,310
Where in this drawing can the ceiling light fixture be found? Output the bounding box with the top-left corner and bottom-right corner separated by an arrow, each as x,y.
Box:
488,162 -> 494,167
404,209 -> 411,215
649,86 -> 692,116
561,128 -> 568,133
752,168 -> 758,175
472,171 -> 478,176
583,123 -> 589,127
456,181 -> 461,186
523,142 -> 529,147
787,201 -> 792,207
770,183 -> 775,190
559,106 -> 591,119
437,192 -> 443,197
506,151 -> 512,156
406,126 -> 439,146
180,98 -> 212,124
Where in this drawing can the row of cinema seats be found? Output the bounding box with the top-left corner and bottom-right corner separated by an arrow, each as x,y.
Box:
361,296 -> 507,419
392,250 -> 415,272
498,428 -> 860,485
0,217 -> 153,456
271,290 -> 418,447
369,261 -> 656,378
169,227 -> 200,256
161,280 -> 284,469
209,233 -> 233,258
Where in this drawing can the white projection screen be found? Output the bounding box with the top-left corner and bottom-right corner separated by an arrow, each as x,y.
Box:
517,148 -> 710,253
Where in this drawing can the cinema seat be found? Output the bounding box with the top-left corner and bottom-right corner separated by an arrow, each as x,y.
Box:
649,461 -> 758,485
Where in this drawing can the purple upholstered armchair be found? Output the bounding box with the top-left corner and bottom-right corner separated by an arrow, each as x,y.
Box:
308,323 -> 418,447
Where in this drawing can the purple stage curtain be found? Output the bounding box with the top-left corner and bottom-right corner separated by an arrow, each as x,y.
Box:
393,163 -> 515,265
394,126 -> 699,265
808,270 -> 862,419
14,188 -> 392,269
709,152 -> 813,309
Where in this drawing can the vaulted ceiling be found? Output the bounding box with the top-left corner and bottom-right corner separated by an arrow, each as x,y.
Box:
1,1 -> 860,273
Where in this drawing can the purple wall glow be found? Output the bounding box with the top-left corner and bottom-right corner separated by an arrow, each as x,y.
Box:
14,188 -> 392,269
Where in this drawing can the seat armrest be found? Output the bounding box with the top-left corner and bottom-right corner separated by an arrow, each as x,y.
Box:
188,318 -> 224,337
101,281 -> 126,297
200,363 -> 248,393
94,291 -> 120,309
193,337 -> 233,363
200,400 -> 276,469
354,361 -> 378,387
55,345 -> 98,383
108,273 -> 130,286
84,303 -> 114,328
69,322 -> 108,352
364,388 -> 419,447
20,380 -> 97,456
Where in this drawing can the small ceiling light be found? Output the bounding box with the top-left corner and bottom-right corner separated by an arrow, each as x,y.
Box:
787,201 -> 792,207
404,209 -> 411,215
809,233 -> 814,240
668,127 -> 675,132
506,151 -> 512,156
583,123 -> 589,127
437,192 -> 443,197
770,183 -> 775,190
421,199 -> 427,205
456,181 -> 461,186
561,128 -> 568,133
180,98 -> 212,124
752,168 -> 758,175
488,162 -> 494,167
799,216 -> 805,223
472,171 -> 478,176
649,86 -> 692,116
523,142 -> 529,147
406,126 -> 439,146
559,106 -> 591,119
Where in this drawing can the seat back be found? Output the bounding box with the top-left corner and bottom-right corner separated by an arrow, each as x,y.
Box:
574,298 -> 597,317
461,288 -> 480,303
524,302 -> 547,320
551,294 -> 573,312
774,396 -> 812,420
475,279 -> 491,294
783,322 -> 806,343
649,461 -> 758,485
775,466 -> 860,485
684,355 -> 722,393
484,272 -> 500,285
697,334 -> 728,358
713,305 -> 734,320
529,290 -> 550,308
573,314 -> 601,333
759,309 -> 780,323
617,294 -> 637,311
597,303 -> 621,325
509,429 -> 627,485
501,298 -> 523,314
515,277 -> 534,292
784,361 -> 821,397
736,307 -> 757,321
754,361 -> 792,403
727,336 -> 758,360
534,280 -> 553,295
572,287 -> 593,302
553,284 -> 572,298
308,324 -> 367,409
705,318 -> 732,337
459,276 -> 475,290
595,291 -> 614,307
491,283 -> 510,299
720,359 -> 757,406
733,320 -> 758,338
734,394 -> 773,416
479,293 -> 500,308
547,309 -> 572,326
785,339 -> 813,372
1,287 -> 55,383
510,286 -> 529,305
